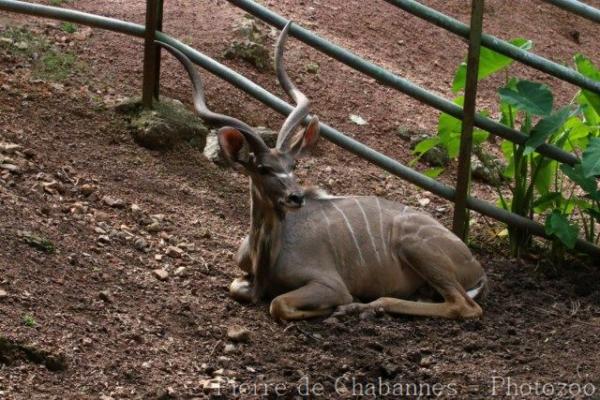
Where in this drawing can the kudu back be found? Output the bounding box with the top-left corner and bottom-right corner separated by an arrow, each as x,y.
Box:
157,23 -> 487,321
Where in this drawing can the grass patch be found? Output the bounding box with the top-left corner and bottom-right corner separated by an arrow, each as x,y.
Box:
0,26 -> 49,58
50,0 -> 73,6
37,50 -> 77,81
22,314 -> 36,328
60,22 -> 77,34
0,25 -> 85,81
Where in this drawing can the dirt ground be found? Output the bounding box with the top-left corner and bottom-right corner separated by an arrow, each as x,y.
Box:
1,0 -> 600,399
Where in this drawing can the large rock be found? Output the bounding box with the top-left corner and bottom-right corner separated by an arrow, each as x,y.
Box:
116,97 -> 209,151
204,126 -> 278,166
410,133 -> 450,167
471,152 -> 506,186
223,15 -> 272,71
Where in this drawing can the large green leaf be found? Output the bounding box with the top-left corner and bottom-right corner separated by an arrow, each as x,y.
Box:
500,139 -> 515,178
577,92 -> 599,128
452,38 -> 532,93
574,54 -> 600,116
524,106 -> 572,155
562,116 -> 591,151
534,159 -> 555,195
499,80 -> 553,116
423,167 -> 444,178
560,163 -> 598,195
582,137 -> 600,178
437,97 -> 464,159
413,137 -> 440,156
545,210 -> 578,249
533,192 -> 562,213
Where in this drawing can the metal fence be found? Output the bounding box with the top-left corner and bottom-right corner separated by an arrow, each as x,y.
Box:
0,0 -> 599,256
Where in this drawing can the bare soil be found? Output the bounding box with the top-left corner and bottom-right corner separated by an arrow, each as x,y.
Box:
1,1 -> 600,399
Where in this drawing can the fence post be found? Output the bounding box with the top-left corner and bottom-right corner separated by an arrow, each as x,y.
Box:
142,0 -> 163,109
452,0 -> 484,240
153,0 -> 164,99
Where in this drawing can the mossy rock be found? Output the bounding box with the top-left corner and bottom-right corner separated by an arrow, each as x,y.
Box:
116,97 -> 209,151
223,15 -> 272,71
224,40 -> 271,71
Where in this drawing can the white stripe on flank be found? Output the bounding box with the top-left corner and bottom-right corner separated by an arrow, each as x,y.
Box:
376,197 -> 388,256
274,172 -> 293,179
320,209 -> 341,266
331,201 -> 365,265
354,198 -> 382,264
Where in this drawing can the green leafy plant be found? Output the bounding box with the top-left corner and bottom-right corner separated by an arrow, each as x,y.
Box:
416,42 -> 600,262
23,314 -> 37,327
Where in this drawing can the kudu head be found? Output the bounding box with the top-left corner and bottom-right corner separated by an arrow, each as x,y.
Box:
157,22 -> 320,211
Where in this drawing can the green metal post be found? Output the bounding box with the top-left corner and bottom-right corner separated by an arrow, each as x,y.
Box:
153,0 -> 164,99
452,0 -> 484,240
142,0 -> 160,109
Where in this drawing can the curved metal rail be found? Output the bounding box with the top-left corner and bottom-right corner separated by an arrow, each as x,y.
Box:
0,0 -> 599,256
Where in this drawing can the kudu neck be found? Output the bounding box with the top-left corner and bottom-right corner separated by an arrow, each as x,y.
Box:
249,182 -> 285,228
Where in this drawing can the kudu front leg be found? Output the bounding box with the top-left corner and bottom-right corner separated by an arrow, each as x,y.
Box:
270,281 -> 353,321
229,236 -> 254,303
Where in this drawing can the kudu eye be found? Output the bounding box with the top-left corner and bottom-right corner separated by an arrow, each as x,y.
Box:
257,165 -> 271,175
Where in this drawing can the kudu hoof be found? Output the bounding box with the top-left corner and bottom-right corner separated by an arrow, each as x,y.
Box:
229,277 -> 254,303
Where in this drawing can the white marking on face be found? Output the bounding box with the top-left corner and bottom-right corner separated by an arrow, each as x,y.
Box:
354,198 -> 382,264
274,172 -> 293,179
331,202 -> 365,266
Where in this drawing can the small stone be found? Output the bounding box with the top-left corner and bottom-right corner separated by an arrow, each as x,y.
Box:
0,289 -> 8,299
0,163 -> 20,174
165,245 -> 183,258
0,142 -> 23,154
14,41 -> 28,50
223,344 -> 237,354
134,237 -> 148,251
102,195 -> 125,208
98,290 -> 113,303
94,210 -> 111,221
97,235 -> 110,244
153,269 -> 169,281
323,317 -> 340,326
146,221 -> 161,233
417,198 -> 431,207
420,356 -> 434,367
154,254 -> 163,261
79,184 -> 96,196
174,266 -> 186,276
380,361 -> 399,378
130,203 -> 143,216
227,326 -> 251,343
23,148 -> 36,159
73,27 -> 92,41
305,62 -> 319,74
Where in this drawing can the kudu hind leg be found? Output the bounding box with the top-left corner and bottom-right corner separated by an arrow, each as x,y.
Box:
335,233 -> 483,319
270,281 -> 352,321
391,241 -> 483,319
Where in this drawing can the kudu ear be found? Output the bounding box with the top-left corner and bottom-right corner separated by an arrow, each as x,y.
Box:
288,116 -> 320,158
217,127 -> 248,170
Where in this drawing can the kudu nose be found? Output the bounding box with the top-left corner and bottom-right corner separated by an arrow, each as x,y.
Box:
287,192 -> 305,206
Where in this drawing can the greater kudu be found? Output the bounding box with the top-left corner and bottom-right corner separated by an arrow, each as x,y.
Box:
156,22 -> 487,321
